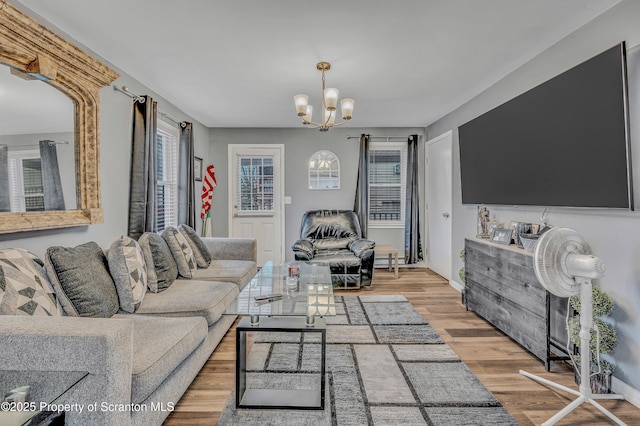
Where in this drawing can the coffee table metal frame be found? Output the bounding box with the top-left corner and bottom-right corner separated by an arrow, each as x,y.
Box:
225,261 -> 334,410
236,316 -> 326,410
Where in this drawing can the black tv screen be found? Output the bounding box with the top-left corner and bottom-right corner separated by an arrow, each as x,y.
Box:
459,42 -> 633,210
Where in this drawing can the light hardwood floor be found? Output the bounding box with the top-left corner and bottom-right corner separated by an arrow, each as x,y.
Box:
164,267 -> 640,425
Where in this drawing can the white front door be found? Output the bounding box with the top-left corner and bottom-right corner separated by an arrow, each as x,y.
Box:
426,131 -> 453,280
228,144 -> 285,266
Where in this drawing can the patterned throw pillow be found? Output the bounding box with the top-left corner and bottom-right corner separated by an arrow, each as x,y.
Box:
138,232 -> 179,293
0,248 -> 62,316
107,236 -> 147,313
162,227 -> 197,279
178,224 -> 212,268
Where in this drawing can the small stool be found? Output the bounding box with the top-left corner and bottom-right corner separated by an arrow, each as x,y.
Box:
375,244 -> 399,279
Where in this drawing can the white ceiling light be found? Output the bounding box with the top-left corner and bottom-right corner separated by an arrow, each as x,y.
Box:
294,62 -> 354,132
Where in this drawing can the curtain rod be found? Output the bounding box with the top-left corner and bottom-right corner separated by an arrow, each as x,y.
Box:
160,112 -> 187,128
113,85 -> 145,103
5,141 -> 70,150
346,135 -> 422,141
113,85 -> 187,128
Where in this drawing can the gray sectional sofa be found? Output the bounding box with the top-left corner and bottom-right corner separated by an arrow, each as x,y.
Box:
0,231 -> 257,426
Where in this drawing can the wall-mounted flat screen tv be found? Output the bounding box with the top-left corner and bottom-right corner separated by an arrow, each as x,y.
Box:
458,42 -> 633,210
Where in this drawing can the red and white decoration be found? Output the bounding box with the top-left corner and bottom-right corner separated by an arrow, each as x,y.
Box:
200,165 -> 216,235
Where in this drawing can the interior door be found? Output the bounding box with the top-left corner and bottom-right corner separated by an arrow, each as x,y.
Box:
228,144 -> 284,266
426,131 -> 453,280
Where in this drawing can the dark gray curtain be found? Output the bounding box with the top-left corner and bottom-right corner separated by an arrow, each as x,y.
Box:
128,95 -> 158,240
39,140 -> 66,210
0,145 -> 9,212
405,134 -> 423,264
353,134 -> 370,238
178,122 -> 196,228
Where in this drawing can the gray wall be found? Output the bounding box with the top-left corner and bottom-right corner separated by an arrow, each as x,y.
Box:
208,127 -> 425,261
428,0 -> 640,397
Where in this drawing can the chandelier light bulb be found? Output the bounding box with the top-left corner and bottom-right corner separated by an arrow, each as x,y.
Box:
323,108 -> 336,127
324,88 -> 339,110
294,94 -> 309,116
341,98 -> 355,120
302,105 -> 313,124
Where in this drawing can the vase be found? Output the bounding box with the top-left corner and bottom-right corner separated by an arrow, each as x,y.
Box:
574,368 -> 612,394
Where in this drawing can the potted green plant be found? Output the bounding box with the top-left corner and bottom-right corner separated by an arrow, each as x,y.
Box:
458,249 -> 465,283
567,287 -> 617,394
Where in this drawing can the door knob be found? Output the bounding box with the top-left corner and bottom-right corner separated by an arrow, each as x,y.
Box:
442,212 -> 450,218
234,204 -> 238,209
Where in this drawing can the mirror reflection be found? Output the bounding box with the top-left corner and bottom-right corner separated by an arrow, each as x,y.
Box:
0,65 -> 75,212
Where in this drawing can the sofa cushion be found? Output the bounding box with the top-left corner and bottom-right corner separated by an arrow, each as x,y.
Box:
162,227 -> 196,279
135,279 -> 238,326
116,315 -> 207,405
138,232 -> 178,293
0,248 -> 62,316
178,224 -> 212,268
45,242 -> 119,318
107,236 -> 147,313
191,260 -> 256,289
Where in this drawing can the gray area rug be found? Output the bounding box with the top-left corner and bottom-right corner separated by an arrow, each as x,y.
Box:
218,295 -> 517,425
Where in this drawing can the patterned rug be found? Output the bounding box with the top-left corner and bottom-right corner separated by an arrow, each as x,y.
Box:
218,295 -> 517,425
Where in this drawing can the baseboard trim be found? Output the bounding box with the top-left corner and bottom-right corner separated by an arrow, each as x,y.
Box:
449,280 -> 463,293
612,376 -> 640,409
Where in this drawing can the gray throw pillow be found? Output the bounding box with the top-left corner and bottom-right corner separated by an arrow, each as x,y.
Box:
138,232 -> 179,293
0,248 -> 62,316
45,242 -> 119,318
162,226 -> 197,278
178,224 -> 212,268
107,236 -> 147,313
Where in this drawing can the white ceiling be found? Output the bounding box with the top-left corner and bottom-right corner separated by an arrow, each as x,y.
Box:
9,0 -> 622,129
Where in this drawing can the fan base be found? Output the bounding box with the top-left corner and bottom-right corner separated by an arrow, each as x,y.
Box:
519,370 -> 626,425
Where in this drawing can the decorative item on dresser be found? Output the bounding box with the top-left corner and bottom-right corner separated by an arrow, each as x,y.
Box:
489,228 -> 512,245
464,238 -> 569,370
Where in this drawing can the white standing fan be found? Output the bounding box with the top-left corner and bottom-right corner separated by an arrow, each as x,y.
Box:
519,227 -> 626,425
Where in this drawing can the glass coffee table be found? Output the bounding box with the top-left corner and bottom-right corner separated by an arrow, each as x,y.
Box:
0,370 -> 88,426
223,261 -> 335,410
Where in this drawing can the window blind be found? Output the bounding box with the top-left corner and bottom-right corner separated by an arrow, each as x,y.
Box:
156,123 -> 179,231
368,144 -> 407,225
8,150 -> 43,212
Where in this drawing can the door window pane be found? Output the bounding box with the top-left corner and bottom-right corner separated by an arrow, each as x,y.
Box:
238,155 -> 274,211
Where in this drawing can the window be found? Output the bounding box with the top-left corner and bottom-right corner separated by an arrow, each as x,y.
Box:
156,121 -> 179,231
368,142 -> 407,227
308,150 -> 340,190
236,155 -> 274,213
8,150 -> 45,212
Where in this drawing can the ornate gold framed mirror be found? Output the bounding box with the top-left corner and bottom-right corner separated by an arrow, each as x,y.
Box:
0,1 -> 119,233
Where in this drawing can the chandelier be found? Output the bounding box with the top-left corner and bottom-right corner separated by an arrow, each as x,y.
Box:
293,62 -> 355,132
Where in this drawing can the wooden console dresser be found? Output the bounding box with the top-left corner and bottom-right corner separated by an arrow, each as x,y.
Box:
464,238 -> 569,370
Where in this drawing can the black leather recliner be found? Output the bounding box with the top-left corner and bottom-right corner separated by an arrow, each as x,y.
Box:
291,210 -> 375,289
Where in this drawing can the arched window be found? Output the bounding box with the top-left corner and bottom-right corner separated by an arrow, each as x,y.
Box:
308,150 -> 340,190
